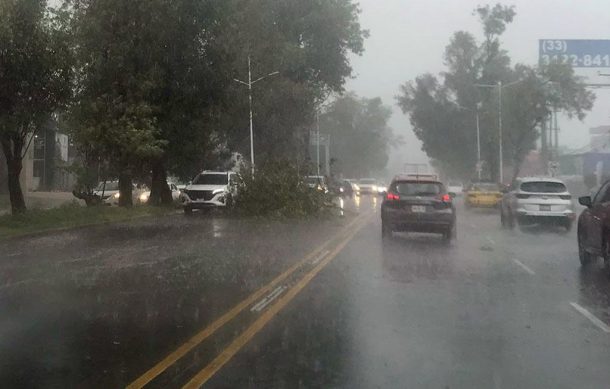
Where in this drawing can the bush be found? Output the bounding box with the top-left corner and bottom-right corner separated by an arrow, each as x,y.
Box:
234,161 -> 332,217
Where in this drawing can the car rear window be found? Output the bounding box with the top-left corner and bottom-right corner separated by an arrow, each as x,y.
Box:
393,181 -> 443,196
520,181 -> 566,193
193,173 -> 228,185
96,181 -> 119,191
470,183 -> 498,191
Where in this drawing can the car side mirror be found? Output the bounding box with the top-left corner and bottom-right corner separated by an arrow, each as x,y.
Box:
449,192 -> 456,199
579,196 -> 592,208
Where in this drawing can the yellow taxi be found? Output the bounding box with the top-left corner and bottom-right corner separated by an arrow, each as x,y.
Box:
464,182 -> 502,208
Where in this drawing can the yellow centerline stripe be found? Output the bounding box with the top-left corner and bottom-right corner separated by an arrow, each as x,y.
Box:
181,214 -> 371,389
126,213 -> 366,389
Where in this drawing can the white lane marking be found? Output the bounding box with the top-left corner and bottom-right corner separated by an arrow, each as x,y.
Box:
511,258 -> 535,275
569,302 -> 610,334
251,286 -> 287,313
311,250 -> 330,266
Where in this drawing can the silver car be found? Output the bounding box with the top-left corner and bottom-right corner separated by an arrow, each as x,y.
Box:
500,177 -> 575,231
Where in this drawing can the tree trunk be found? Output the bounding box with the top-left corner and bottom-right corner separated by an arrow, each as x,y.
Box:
149,161 -> 172,206
118,170 -> 133,207
1,135 -> 27,214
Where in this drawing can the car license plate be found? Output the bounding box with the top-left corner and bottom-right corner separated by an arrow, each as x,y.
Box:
412,205 -> 426,213
540,204 -> 551,211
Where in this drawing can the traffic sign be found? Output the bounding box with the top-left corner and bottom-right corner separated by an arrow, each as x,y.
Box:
539,40 -> 610,68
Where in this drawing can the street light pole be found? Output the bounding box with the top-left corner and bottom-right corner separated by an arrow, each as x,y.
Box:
498,81 -> 503,183
475,79 -> 523,183
233,55 -> 279,174
247,55 -> 254,173
476,104 -> 481,180
316,111 -> 320,176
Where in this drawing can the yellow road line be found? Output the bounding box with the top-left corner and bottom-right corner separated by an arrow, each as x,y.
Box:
126,214 -> 366,389
181,214 -> 371,389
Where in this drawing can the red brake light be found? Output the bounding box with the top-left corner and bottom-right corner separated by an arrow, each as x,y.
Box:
386,192 -> 400,201
441,194 -> 451,202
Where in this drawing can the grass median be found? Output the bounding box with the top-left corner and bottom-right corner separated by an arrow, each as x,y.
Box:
0,203 -> 177,239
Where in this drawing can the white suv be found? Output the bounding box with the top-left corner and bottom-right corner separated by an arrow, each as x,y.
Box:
181,171 -> 237,214
500,177 -> 575,231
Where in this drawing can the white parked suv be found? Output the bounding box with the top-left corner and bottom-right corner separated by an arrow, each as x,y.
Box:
500,177 -> 575,231
181,171 -> 237,214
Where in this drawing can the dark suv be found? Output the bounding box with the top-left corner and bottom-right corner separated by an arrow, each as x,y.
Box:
381,178 -> 456,241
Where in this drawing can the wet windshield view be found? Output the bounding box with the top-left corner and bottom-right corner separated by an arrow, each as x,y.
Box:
3,0 -> 610,388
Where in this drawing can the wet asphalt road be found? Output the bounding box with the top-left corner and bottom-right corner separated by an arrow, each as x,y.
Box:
2,196 -> 610,388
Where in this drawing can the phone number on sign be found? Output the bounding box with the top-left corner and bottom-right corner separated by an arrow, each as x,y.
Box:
540,53 -> 610,67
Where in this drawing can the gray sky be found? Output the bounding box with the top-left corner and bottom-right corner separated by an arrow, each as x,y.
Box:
346,0 -> 610,172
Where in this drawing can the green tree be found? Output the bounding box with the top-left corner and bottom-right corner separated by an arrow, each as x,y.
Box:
397,3 -> 594,182
0,0 -> 72,214
68,0 -> 168,206
319,93 -> 396,178
214,0 -> 368,166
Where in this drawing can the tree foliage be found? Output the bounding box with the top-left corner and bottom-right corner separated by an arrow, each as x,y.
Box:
397,3 -> 594,182
0,0 -> 73,214
319,93 -> 396,178
214,0 -> 368,165
64,0 -> 368,206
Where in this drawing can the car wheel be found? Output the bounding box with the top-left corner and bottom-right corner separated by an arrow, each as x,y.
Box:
443,227 -> 454,242
603,238 -> 610,276
578,230 -> 592,266
382,220 -> 392,239
184,206 -> 193,216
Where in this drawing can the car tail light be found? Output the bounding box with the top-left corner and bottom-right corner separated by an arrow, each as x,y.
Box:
440,194 -> 451,202
386,192 -> 400,201
560,195 -> 572,200
516,193 -> 530,199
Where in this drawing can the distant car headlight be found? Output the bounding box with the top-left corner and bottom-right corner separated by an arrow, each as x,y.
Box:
377,186 -> 386,193
339,187 -> 344,193
113,192 -> 120,199
371,185 -> 378,192
353,184 -> 360,191
139,193 -> 150,202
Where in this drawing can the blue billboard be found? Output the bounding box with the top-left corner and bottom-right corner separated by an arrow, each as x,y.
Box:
539,39 -> 610,67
